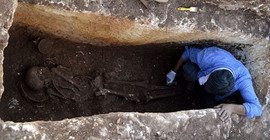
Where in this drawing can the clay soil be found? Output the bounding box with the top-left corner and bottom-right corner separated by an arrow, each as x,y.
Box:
0,25 -> 203,122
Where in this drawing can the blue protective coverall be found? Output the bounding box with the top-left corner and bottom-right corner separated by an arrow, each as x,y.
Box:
181,46 -> 262,118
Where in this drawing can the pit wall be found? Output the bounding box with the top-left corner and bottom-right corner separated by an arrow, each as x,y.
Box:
0,0 -> 270,139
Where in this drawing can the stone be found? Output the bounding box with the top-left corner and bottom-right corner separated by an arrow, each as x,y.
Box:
13,0 -> 270,46
0,0 -> 17,98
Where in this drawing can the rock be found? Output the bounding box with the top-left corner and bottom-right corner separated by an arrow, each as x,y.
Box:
13,0 -> 270,46
0,0 -> 17,98
0,110 -> 232,139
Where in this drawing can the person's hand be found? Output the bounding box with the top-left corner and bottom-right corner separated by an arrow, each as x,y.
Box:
166,70 -> 176,85
214,104 -> 234,122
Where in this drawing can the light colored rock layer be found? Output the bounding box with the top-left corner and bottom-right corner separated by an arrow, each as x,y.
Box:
0,0 -> 17,99
14,2 -> 269,46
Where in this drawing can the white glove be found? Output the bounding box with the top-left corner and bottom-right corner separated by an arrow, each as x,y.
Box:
166,70 -> 176,85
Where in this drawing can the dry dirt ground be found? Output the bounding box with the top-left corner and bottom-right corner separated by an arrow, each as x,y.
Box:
0,25 -> 204,122
0,25 -> 243,122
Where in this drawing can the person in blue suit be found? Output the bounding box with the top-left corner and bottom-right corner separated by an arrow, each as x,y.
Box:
166,46 -> 262,121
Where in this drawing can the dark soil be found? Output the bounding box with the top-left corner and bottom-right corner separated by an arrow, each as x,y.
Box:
0,25 -> 205,122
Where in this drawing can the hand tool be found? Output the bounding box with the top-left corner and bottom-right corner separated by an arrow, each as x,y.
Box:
178,7 -> 199,12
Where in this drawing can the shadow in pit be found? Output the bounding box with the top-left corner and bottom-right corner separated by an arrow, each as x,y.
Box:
0,25 -> 243,122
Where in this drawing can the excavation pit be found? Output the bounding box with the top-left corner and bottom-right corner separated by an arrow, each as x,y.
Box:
0,25 -> 247,122
0,25 -> 191,122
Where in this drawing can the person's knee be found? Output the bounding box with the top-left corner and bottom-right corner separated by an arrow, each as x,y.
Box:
183,62 -> 199,82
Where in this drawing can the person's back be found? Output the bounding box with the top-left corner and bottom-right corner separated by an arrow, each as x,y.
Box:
166,46 -> 262,121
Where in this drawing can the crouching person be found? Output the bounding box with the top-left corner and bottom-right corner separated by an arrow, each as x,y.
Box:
166,46 -> 262,121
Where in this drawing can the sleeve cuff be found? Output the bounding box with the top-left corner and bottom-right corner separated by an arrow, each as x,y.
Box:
243,103 -> 252,118
243,102 -> 262,118
181,46 -> 189,60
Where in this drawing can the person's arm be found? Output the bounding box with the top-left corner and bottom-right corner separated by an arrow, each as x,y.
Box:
166,46 -> 202,84
172,57 -> 185,72
239,79 -> 262,118
214,104 -> 246,122
166,47 -> 189,85
173,46 -> 203,72
166,57 -> 185,85
215,79 -> 262,122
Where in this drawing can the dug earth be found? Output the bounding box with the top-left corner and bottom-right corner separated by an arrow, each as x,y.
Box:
0,25 -> 202,122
